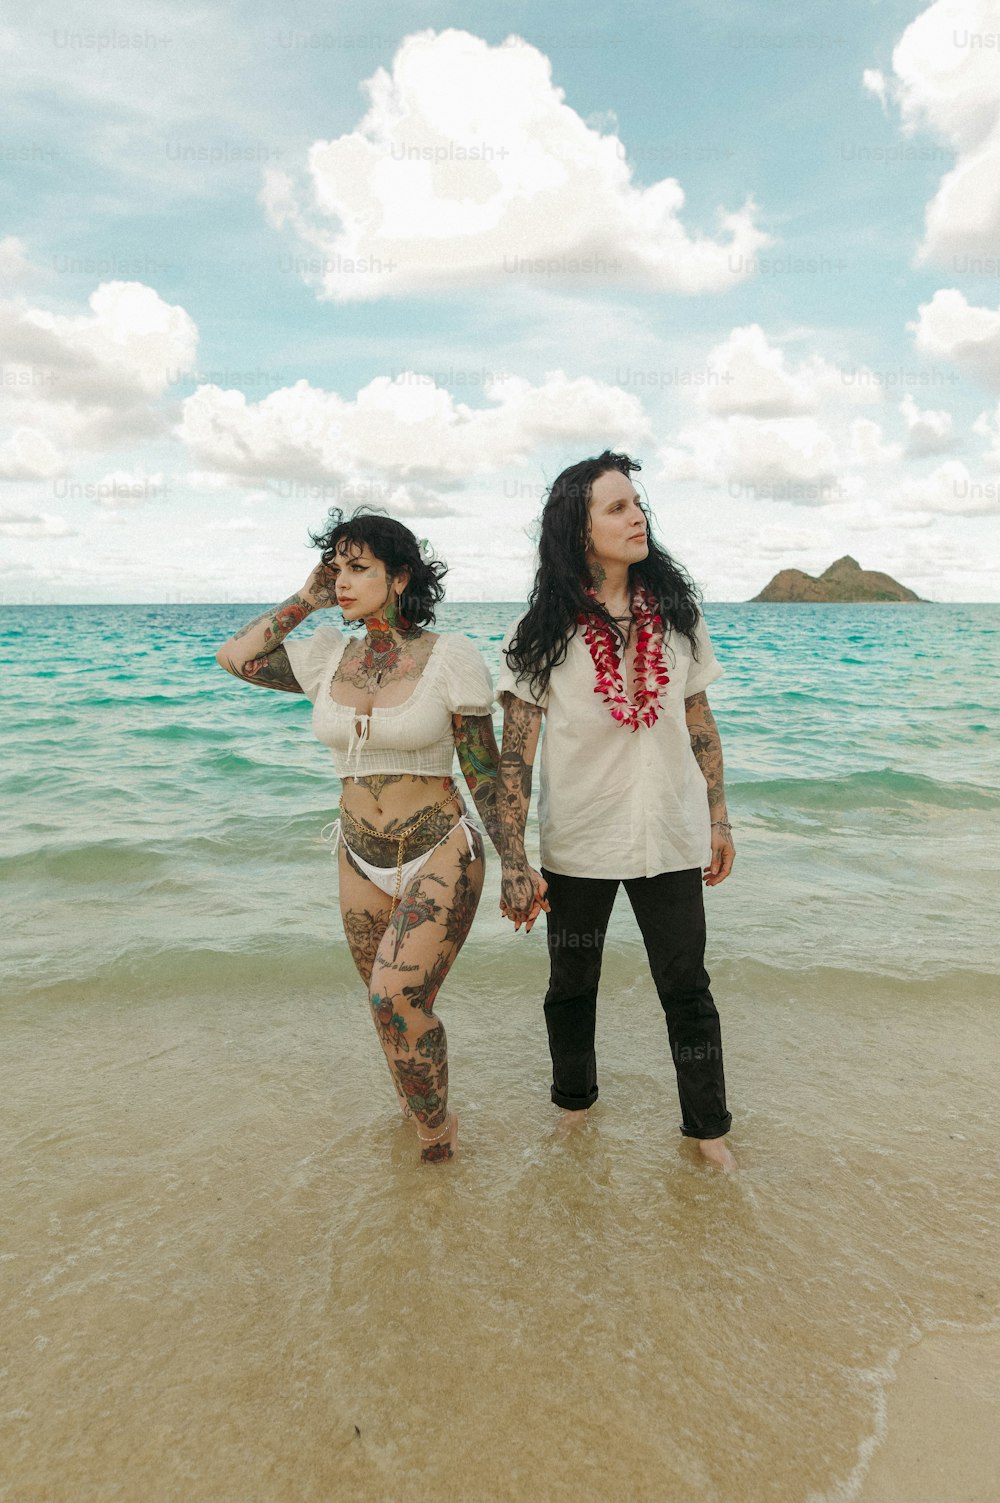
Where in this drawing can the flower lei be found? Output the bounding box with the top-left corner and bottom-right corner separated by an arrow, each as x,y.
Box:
578,585 -> 670,731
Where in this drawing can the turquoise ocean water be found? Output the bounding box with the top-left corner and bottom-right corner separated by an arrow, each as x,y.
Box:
2,601 -> 999,1503
4,601 -> 997,986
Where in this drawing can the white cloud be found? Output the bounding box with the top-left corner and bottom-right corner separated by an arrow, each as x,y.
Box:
15,281 -> 198,399
0,276 -> 199,470
869,0 -> 1000,262
899,393 -> 957,453
182,469 -> 240,493
909,288 -> 1000,385
262,28 -> 772,302
833,499 -> 934,531
91,469 -> 168,510
0,235 -> 30,285
862,69 -> 889,113
850,418 -> 904,466
653,326 -> 905,502
752,525 -> 837,558
700,324 -> 878,419
177,368 -> 651,488
0,427 -> 65,481
890,458 -> 999,516
658,414 -> 840,498
971,400 -> 1000,467
205,515 -> 264,533
724,417 -> 840,491
0,503 -> 77,539
886,535 -> 1000,594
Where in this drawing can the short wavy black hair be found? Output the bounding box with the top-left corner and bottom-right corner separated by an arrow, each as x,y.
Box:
307,506 -> 447,629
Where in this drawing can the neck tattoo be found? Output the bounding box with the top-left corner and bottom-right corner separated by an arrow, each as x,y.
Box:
362,615 -> 401,687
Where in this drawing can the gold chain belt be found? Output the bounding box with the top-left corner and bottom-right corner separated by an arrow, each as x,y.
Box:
340,788 -> 460,914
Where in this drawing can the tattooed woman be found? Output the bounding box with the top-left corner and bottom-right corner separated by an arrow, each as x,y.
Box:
215,509 -> 502,1163
495,451 -> 737,1171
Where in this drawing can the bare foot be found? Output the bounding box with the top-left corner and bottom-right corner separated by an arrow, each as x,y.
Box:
553,1107 -> 590,1136
696,1136 -> 736,1172
418,1112 -> 458,1164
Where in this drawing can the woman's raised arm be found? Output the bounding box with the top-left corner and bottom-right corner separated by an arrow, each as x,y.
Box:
214,565 -> 336,693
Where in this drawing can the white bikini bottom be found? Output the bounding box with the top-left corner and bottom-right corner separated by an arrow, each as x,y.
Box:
320,813 -> 479,897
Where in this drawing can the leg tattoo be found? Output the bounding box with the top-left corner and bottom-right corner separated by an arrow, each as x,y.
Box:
343,906 -> 387,984
394,1057 -> 446,1128
370,992 -> 410,1053
401,950 -> 451,1016
387,885 -> 442,963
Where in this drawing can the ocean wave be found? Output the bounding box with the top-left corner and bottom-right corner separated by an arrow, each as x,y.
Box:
0,839 -> 172,884
9,941 -> 996,1003
731,767 -> 1000,812
127,723 -> 234,743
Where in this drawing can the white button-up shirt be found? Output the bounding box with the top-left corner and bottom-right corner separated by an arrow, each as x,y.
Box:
496,611 -> 723,879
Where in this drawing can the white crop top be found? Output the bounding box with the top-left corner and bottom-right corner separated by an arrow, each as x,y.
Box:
283,624 -> 496,778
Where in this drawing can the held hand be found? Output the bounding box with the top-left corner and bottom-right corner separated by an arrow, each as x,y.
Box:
703,824 -> 735,887
500,864 -> 550,933
301,561 -> 338,610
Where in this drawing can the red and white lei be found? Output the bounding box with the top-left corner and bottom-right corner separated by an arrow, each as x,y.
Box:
578,585 -> 670,731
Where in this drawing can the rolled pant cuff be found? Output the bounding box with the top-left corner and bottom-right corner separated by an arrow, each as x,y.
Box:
679,1111 -> 732,1140
551,1085 -> 599,1111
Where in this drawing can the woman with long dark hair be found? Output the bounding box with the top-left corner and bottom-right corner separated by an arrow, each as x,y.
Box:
215,509 -> 502,1163
496,451 -> 736,1169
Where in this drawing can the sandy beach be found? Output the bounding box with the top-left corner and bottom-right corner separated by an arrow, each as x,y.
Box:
4,602 -> 999,1501
857,1329 -> 1000,1503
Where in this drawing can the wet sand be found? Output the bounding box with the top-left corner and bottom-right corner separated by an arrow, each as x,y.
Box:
3,955 -> 999,1501
857,1329 -> 1000,1503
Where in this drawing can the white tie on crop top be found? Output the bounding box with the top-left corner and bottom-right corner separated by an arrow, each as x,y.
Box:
345,710 -> 372,774
283,625 -> 496,778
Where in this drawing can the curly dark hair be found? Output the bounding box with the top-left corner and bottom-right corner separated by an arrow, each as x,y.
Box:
505,449 -> 702,701
307,506 -> 447,629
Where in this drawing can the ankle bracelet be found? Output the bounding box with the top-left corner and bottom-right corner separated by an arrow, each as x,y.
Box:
416,1114 -> 452,1145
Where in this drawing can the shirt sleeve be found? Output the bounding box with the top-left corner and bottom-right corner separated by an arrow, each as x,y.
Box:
443,634 -> 496,716
283,624 -> 344,702
495,619 -> 549,711
683,611 -> 724,698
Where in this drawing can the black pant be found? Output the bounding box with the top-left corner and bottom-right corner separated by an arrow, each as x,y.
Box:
540,866 -> 732,1139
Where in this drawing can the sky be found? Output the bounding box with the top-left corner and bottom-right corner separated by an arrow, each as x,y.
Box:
2,0 -> 1000,603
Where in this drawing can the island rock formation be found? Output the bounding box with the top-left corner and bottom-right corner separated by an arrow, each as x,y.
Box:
751,556 -> 922,603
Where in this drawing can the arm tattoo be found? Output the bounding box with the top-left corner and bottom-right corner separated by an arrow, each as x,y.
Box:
231,596 -> 312,647
222,645 -> 302,692
498,695 -> 541,869
453,713 -> 502,855
216,593 -> 313,693
684,690 -> 728,815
